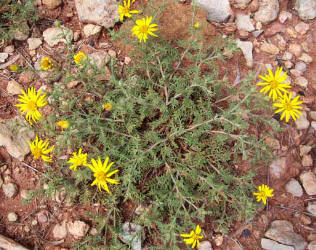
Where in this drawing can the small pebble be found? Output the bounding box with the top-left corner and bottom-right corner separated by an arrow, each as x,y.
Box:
7,212 -> 18,222
295,62 -> 307,72
108,49 -> 116,58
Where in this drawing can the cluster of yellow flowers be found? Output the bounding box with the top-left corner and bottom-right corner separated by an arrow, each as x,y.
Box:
118,0 -> 158,43
257,67 -> 303,123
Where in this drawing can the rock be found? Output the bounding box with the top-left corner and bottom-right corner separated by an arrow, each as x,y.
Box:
236,40 -> 253,68
124,56 -> 131,65
18,71 -> 33,84
83,24 -> 102,37
214,235 -> 223,246
285,61 -> 293,69
73,31 -> 80,41
195,0 -> 233,23
88,51 -> 110,68
119,222 -> 142,250
299,53 -> 313,63
295,22 -> 310,35
0,117 -> 34,160
282,52 -> 293,61
295,0 -> 316,20
290,69 -> 303,77
300,172 -> 316,195
0,177 -> 3,188
254,0 -> 279,24
302,155 -> 313,167
279,11 -> 292,23
0,234 -> 29,250
289,44 -> 302,57
7,212 -> 18,222
52,220 -> 67,240
265,22 -> 285,37
276,34 -> 286,50
300,214 -> 312,224
249,0 -> 259,12
295,62 -> 307,72
198,241 -> 213,250
2,183 -> 18,198
265,220 -> 307,250
20,189 -> 30,199
43,26 -> 73,47
295,76 -> 308,88
287,27 -> 298,38
67,221 -> 89,240
252,30 -> 263,37
6,80 -> 23,95
311,111 -> 316,120
4,45 -> 14,53
27,38 -> 42,50
300,145 -> 312,155
285,178 -> 303,197
307,202 -> 316,216
75,0 -> 119,28
13,22 -> 29,41
260,42 -> 279,55
308,234 -> 316,242
261,238 -> 294,250
269,157 -> 286,179
233,0 -> 251,9
236,14 -> 255,32
265,137 -> 280,150
42,0 -> 62,9
312,121 -> 316,130
89,228 -> 98,236
37,211 -> 48,223
309,241 -> 316,250
295,111 -> 310,130
0,53 -> 8,63
67,80 -> 80,89
108,49 -> 116,58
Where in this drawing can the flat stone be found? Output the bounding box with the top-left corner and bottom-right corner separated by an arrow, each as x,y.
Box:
260,42 -> 279,55
42,0 -> 62,9
295,22 -> 310,35
299,53 -> 313,63
0,117 -> 34,161
198,241 -> 213,250
2,183 -> 18,198
295,111 -> 310,130
67,221 -> 89,240
279,11 -> 292,23
300,171 -> 316,195
75,0 -> 120,28
7,212 -> 18,222
295,76 -> 308,88
295,0 -> 316,20
27,38 -> 42,50
295,62 -> 307,72
269,157 -> 287,179
306,202 -> 316,216
254,0 -> 279,24
119,222 -> 142,250
236,14 -> 255,32
289,44 -> 303,57
195,0 -> 233,23
265,220 -> 307,250
285,178 -> 303,197
83,24 -> 102,37
88,51 -> 110,68
261,238 -> 294,250
265,22 -> 285,37
309,241 -> 316,250
282,52 -> 293,61
0,53 -> 8,63
236,40 -> 253,68
6,80 -> 23,95
43,26 -> 73,47
52,220 -> 67,240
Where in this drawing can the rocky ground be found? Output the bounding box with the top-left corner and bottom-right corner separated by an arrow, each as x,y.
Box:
0,0 -> 315,249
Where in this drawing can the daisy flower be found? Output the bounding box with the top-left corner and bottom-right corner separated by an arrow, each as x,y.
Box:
257,67 -> 291,101
273,92 -> 303,122
180,225 -> 203,248
132,16 -> 158,43
40,57 -> 54,70
253,184 -> 274,205
87,156 -> 119,193
67,148 -> 88,171
103,103 -> 112,111
73,51 -> 87,66
15,87 -> 47,125
9,64 -> 19,72
56,120 -> 70,131
28,136 -> 54,162
118,0 -> 139,22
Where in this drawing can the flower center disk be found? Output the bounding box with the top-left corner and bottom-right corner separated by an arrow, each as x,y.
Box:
95,171 -> 107,182
33,147 -> 42,159
27,101 -> 37,111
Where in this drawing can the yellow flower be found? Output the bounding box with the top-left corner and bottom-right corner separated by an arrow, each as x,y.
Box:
118,0 -> 139,22
273,92 -> 303,123
257,67 -> 291,101
67,148 -> 88,171
74,51 -> 87,66
103,103 -> 112,111
253,184 -> 274,205
132,16 -> 158,43
40,57 -> 54,70
28,135 -> 54,162
180,225 -> 203,248
15,87 -> 47,125
9,64 -> 19,71
193,22 -> 200,28
87,157 -> 119,193
56,120 -> 70,131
